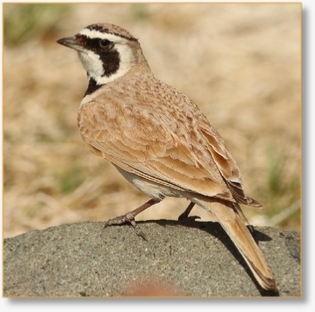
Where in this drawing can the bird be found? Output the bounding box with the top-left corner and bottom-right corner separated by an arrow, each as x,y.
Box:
57,23 -> 277,292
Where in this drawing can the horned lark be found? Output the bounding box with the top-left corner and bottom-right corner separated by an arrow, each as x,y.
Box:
57,23 -> 277,291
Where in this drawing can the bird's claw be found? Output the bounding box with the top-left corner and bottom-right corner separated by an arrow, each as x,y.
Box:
103,213 -> 147,241
178,214 -> 201,222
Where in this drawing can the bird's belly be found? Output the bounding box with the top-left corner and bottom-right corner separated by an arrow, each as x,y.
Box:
113,164 -> 183,201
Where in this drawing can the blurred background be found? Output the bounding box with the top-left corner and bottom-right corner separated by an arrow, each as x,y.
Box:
3,3 -> 301,238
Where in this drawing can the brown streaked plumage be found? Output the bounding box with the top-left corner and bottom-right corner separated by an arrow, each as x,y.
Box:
57,23 -> 277,292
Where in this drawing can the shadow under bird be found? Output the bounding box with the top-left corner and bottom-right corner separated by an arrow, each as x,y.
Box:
57,23 -> 277,292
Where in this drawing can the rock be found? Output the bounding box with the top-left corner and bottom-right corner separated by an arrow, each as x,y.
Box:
3,220 -> 300,297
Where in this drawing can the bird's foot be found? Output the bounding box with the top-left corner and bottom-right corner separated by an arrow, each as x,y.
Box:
103,212 -> 147,240
178,214 -> 201,222
178,202 -> 199,221
102,199 -> 159,241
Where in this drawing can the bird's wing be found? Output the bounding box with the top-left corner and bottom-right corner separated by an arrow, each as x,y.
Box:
78,80 -> 259,206
197,120 -> 262,207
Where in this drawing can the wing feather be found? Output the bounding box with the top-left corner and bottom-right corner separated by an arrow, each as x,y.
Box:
77,75 -> 258,205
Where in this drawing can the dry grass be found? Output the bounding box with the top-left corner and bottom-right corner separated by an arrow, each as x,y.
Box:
3,3 -> 301,238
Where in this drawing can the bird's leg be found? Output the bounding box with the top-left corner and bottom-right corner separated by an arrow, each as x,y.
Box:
103,198 -> 159,240
178,202 -> 196,221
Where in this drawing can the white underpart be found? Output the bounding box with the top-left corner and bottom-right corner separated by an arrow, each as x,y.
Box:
114,165 -> 185,201
77,28 -> 135,85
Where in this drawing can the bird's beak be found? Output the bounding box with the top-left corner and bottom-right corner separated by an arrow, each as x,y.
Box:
57,36 -> 84,52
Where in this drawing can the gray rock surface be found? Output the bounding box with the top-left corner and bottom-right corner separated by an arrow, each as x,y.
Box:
3,220 -> 300,297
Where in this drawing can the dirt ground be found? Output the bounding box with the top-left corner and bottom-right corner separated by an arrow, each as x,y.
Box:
3,3 -> 301,238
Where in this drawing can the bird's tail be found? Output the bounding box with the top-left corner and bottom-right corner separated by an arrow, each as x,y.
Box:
193,198 -> 277,291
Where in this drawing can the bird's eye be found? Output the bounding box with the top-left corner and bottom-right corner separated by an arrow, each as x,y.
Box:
99,39 -> 112,48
